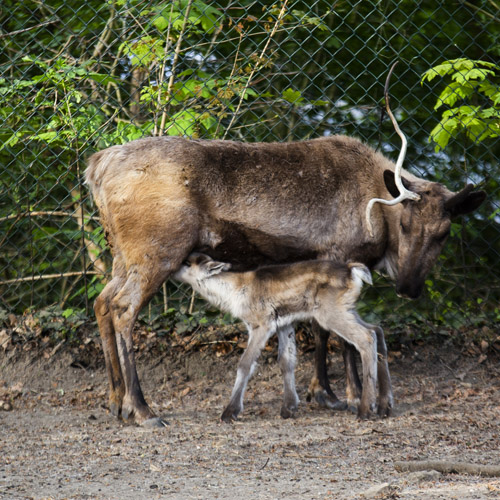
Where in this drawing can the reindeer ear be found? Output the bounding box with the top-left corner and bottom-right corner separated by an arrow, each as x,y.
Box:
445,185 -> 486,216
383,170 -> 414,199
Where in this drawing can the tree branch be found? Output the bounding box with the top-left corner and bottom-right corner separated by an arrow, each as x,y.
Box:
0,20 -> 58,39
161,0 -> 194,135
92,1 -> 116,60
0,211 -> 100,223
394,460 -> 500,477
223,0 -> 290,138
0,271 -> 104,286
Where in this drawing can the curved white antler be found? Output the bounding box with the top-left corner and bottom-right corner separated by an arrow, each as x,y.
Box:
366,62 -> 421,237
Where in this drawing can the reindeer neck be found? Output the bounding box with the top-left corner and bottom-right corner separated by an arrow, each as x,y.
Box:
375,199 -> 402,279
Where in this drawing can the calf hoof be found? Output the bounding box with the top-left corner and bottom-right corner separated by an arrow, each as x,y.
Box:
221,406 -> 240,423
142,417 -> 167,428
357,403 -> 377,420
357,409 -> 373,420
280,405 -> 298,419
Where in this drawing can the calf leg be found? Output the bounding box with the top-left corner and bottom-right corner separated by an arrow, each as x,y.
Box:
341,325 -> 377,419
316,312 -> 378,419
221,325 -> 274,422
354,320 -> 394,416
307,322 -> 346,410
277,325 -> 299,419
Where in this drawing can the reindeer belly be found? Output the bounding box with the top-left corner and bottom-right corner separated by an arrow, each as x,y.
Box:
196,220 -> 318,270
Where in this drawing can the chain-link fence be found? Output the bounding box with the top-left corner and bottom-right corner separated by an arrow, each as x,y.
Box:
1,0 -> 499,331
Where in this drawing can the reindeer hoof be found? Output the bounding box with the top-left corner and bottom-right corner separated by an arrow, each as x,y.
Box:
109,400 -> 122,418
377,404 -> 393,418
142,417 -> 167,428
313,390 -> 348,411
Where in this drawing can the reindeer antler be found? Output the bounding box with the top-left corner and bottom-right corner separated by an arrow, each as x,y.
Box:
366,62 -> 421,237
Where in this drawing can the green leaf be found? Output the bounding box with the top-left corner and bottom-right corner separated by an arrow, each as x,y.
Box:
429,117 -> 459,151
311,99 -> 329,106
481,108 -> 500,119
421,58 -> 498,84
120,36 -> 164,66
33,131 -> 59,142
424,58 -> 500,148
282,88 -> 303,104
153,15 -> 169,31
434,81 -> 473,110
422,63 -> 455,83
240,88 -> 257,100
62,308 -> 74,319
87,72 -> 119,85
452,68 -> 495,84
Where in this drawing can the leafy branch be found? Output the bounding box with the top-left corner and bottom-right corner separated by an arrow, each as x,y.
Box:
422,58 -> 500,151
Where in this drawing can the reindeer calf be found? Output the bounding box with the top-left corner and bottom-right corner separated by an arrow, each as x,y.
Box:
174,253 -> 393,421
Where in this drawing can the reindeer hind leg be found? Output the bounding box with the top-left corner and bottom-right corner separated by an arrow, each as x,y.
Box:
107,226 -> 197,426
94,259 -> 127,418
307,321 -> 347,410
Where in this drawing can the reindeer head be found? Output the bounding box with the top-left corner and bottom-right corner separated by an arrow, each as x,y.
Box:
367,63 -> 486,299
383,172 -> 485,299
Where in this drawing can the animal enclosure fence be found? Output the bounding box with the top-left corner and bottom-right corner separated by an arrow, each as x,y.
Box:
1,0 -> 499,334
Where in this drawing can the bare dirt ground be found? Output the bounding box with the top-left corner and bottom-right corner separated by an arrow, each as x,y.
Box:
1,333 -> 500,500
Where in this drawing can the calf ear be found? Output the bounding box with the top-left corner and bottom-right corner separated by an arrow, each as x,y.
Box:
206,261 -> 231,276
444,185 -> 486,216
383,170 -> 414,199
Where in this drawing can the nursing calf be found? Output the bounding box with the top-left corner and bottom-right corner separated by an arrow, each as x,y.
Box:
174,253 -> 393,420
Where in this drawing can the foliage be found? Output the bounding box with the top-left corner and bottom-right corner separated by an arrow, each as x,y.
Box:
0,0 -> 499,333
138,303 -> 238,336
422,58 -> 500,151
0,305 -> 93,346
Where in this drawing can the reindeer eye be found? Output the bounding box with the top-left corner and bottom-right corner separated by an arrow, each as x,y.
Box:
182,260 -> 191,267
400,221 -> 409,234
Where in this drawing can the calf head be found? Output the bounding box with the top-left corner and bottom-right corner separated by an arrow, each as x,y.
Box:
384,170 -> 486,299
174,253 -> 231,284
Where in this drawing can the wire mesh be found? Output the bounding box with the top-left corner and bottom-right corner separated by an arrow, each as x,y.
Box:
1,0 -> 499,330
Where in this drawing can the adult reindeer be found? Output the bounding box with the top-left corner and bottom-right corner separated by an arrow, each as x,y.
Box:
85,65 -> 485,426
